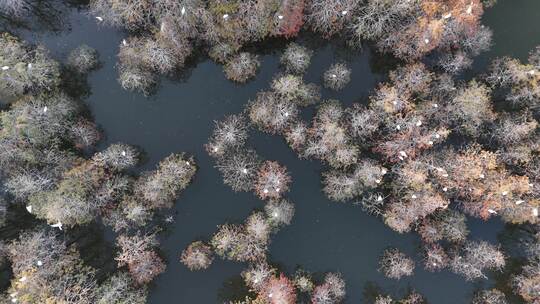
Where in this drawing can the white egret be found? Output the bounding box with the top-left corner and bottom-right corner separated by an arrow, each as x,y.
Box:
51,222 -> 63,230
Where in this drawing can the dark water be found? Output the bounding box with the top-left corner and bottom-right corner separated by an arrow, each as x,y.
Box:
18,0 -> 540,303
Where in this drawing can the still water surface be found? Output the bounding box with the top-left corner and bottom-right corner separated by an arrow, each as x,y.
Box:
19,0 -> 540,302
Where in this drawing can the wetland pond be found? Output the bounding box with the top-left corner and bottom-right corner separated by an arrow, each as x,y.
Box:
14,0 -> 540,303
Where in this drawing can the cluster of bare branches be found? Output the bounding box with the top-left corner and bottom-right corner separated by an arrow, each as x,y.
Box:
378,248 -> 415,279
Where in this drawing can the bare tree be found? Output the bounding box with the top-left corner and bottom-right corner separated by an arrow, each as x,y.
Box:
257,273 -> 297,304
305,0 -> 360,38
311,272 -> 346,304
323,63 -> 351,91
135,153 -> 196,209
422,243 -> 449,272
223,52 -> 260,83
215,149 -> 262,192
512,260 -> 540,303
271,74 -> 321,106
448,80 -> 496,137
0,33 -> 61,97
255,161 -> 292,200
378,248 -> 415,279
265,199 -> 295,228
206,114 -> 249,158
116,232 -> 166,284
181,241 -> 214,271
280,43 -> 313,75
96,271 -> 147,304
242,262 -> 275,292
93,143 -> 139,171
471,289 -> 507,304
67,45 -> 100,74
450,240 -> 505,281
247,91 -> 299,134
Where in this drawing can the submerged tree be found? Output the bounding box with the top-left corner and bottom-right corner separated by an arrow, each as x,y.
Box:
181,241 -> 214,271
378,248 -> 415,280
223,52 -> 260,83
67,44 -> 100,74
281,43 -> 313,75
450,240 -> 505,281
323,63 -> 351,91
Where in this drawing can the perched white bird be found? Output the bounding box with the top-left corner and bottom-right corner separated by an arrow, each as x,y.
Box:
533,207 -> 539,217
487,209 -> 497,214
263,189 -> 269,194
396,125 -> 401,130
341,10 -> 348,16
181,6 -> 186,15
424,39 -> 430,44
25,205 -> 32,213
432,103 -> 438,108
466,4 -> 473,14
381,168 -> 387,175
443,13 -> 452,19
96,16 -> 103,21
399,151 -> 407,158
121,150 -> 126,157
416,120 -> 422,127
435,133 -> 441,139
160,22 -> 166,32
2,66 -> 9,70
277,15 -> 283,20
36,260 -> 43,266
479,174 -> 485,179
242,168 -> 248,174
51,222 -> 63,230
515,200 -> 524,205
18,276 -> 27,282
377,195 -> 383,202
223,14 -> 229,19
43,106 -> 48,113
428,140 -> 434,145
122,39 -> 127,46
27,63 -> 32,69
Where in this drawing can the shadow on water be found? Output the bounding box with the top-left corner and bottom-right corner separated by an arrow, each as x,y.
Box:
8,0 -> 540,303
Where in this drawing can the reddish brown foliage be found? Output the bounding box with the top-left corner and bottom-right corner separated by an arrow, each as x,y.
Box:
274,0 -> 305,38
257,274 -> 297,304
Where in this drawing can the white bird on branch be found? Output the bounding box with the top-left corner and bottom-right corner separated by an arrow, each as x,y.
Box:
50,221 -> 63,230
